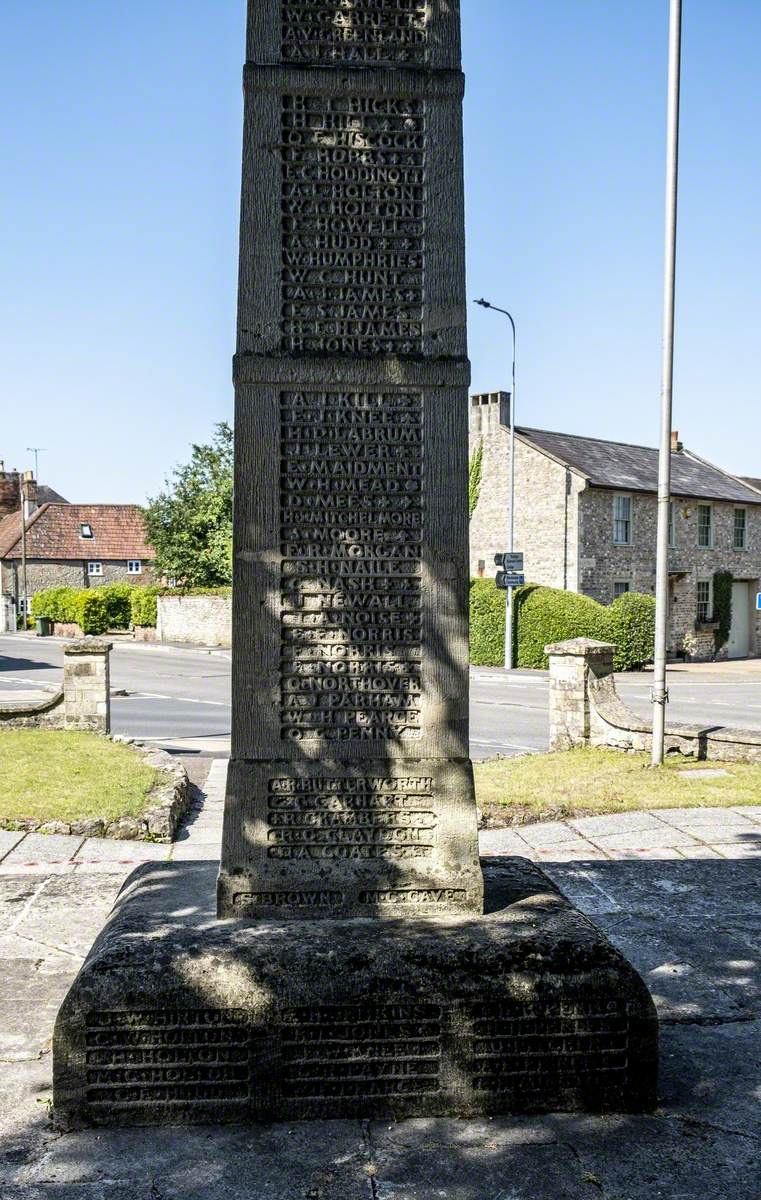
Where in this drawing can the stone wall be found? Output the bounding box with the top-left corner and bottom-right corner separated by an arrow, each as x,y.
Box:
547,637 -> 761,763
62,641 -> 112,732
0,639 -> 111,733
157,594 -> 231,647
579,489 -> 761,659
2,560 -> 156,604
469,404 -> 584,588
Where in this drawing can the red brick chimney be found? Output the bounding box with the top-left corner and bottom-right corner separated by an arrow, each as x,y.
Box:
670,430 -> 682,453
0,462 -> 21,519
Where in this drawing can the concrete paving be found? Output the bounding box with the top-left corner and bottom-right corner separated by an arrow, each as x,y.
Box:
2,760 -> 761,1196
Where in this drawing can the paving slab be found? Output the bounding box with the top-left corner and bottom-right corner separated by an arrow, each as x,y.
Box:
569,812 -> 668,837
0,831 -> 25,861
589,828 -> 699,852
72,838 -> 171,865
656,806 -> 761,827
3,835 -> 84,866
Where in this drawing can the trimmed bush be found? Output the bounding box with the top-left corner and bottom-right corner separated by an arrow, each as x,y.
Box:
98,584 -> 133,630
515,584 -> 606,669
608,592 -> 656,671
469,578 -> 505,665
31,587 -> 76,623
470,579 -> 656,671
72,591 -> 109,635
130,587 -> 160,628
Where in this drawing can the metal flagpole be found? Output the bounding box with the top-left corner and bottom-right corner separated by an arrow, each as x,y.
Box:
652,0 -> 683,766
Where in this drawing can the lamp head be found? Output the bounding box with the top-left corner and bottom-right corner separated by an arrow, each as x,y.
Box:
474,298 -> 492,309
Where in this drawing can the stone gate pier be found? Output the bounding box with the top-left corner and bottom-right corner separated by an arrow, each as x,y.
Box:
53,1 -> 656,1126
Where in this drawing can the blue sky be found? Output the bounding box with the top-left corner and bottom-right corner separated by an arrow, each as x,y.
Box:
1,2 -> 759,502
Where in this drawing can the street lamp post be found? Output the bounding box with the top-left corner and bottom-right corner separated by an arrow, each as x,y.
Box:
474,299 -> 517,670
652,0 -> 683,766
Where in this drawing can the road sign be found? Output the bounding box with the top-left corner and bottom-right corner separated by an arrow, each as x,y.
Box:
496,571 -> 525,591
494,552 -> 524,570
757,593 -> 761,612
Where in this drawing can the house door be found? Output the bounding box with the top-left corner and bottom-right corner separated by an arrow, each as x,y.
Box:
728,582 -> 750,658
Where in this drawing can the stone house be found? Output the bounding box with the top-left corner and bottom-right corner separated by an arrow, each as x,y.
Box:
469,393 -> 761,660
0,466 -> 154,621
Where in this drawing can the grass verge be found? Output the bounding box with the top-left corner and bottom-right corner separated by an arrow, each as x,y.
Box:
474,747 -> 761,826
0,730 -> 162,826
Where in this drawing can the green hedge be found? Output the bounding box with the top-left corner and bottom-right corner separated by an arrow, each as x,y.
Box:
31,584 -> 158,634
130,587 -> 160,628
470,580 -> 656,671
469,579 -> 506,665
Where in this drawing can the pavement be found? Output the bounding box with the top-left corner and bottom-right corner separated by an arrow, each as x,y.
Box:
3,633 -> 761,760
2,759 -> 761,1198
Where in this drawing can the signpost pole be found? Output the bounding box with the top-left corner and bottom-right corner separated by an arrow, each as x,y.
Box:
474,300 -> 517,669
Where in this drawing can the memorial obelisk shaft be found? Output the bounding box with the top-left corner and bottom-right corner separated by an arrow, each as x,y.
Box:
218,0 -> 481,919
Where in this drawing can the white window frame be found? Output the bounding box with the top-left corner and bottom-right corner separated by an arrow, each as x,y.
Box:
612,494 -> 632,546
697,503 -> 713,549
733,507 -> 747,551
80,523 -> 93,539
87,561 -> 103,577
668,502 -> 676,548
613,580 -> 631,599
127,560 -> 142,575
696,577 -> 713,624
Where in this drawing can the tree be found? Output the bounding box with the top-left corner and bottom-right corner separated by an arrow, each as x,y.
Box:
144,423 -> 233,587
468,439 -> 483,519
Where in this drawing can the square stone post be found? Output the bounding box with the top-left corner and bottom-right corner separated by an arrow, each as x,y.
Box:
63,639 -> 112,733
545,638 -> 615,751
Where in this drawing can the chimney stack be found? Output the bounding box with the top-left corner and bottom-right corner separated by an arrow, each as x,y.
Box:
0,464 -> 21,519
22,471 -> 38,521
670,431 -> 682,453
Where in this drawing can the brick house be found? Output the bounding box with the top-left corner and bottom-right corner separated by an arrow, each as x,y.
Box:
0,466 -> 154,621
469,393 -> 761,660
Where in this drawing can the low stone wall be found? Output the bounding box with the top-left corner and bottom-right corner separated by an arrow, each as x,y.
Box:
546,637 -> 761,764
132,625 -> 158,642
0,741 -> 190,842
157,594 -> 231,647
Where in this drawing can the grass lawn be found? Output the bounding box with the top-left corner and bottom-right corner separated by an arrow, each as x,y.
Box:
0,730 -> 162,826
474,747 -> 761,826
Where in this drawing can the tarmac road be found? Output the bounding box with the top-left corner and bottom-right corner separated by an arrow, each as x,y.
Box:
2,633 -> 761,759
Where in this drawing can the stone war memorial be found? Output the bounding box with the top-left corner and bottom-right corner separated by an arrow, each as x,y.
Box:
53,1 -> 657,1126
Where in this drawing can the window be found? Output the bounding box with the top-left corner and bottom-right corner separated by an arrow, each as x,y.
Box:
696,578 -> 713,624
614,581 -> 630,598
613,495 -> 632,545
80,523 -> 93,538
668,502 -> 676,548
697,504 -> 713,548
127,560 -> 142,574
87,561 -> 102,577
734,508 -> 747,550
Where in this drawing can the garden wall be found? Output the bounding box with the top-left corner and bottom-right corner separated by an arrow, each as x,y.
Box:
157,594 -> 232,647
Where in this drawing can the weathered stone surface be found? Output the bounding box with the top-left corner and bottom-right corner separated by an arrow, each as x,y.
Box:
54,859 -> 657,1127
219,0 -> 477,920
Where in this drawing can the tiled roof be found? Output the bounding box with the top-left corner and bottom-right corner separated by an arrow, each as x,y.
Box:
37,485 -> 69,505
740,477 -> 761,494
1,504 -> 154,561
518,427 -> 761,505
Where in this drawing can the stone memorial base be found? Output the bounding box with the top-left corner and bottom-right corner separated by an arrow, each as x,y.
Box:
53,859 -> 657,1127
